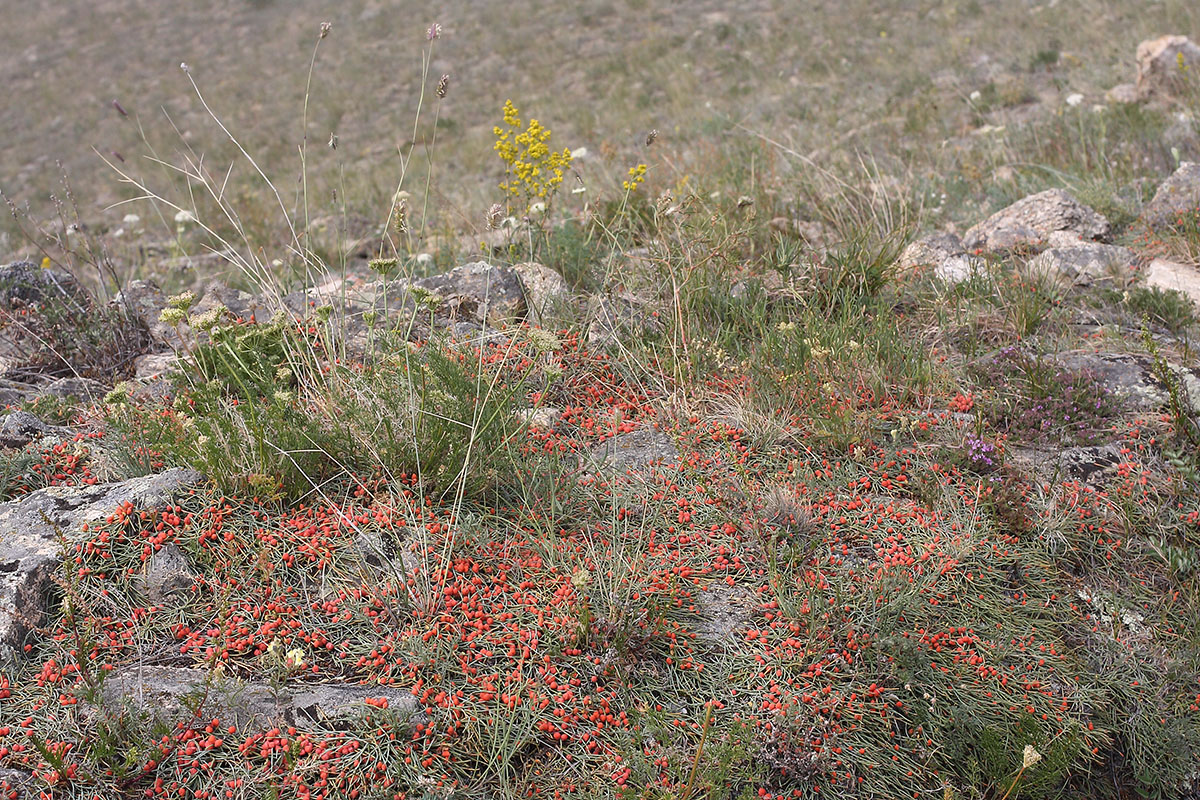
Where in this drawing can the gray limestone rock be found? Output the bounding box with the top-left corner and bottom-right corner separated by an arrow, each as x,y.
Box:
963,190 -> 1110,253
0,468 -> 203,665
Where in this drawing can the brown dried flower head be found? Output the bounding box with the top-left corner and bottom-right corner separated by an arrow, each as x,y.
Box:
486,203 -> 504,230
436,74 -> 450,99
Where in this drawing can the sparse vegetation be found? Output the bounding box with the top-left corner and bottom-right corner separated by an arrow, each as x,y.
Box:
2,6 -> 1200,800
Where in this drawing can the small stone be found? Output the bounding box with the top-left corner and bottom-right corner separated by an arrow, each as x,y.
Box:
898,232 -> 982,284
936,254 -> 984,284
517,406 -> 563,429
194,280 -> 265,324
586,293 -> 661,347
137,542 -> 196,604
41,377 -> 106,402
794,220 -> 833,253
696,582 -> 755,647
133,353 -> 180,381
898,232 -> 964,270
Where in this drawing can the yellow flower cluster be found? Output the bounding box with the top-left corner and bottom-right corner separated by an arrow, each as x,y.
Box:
623,163 -> 647,192
493,100 -> 572,209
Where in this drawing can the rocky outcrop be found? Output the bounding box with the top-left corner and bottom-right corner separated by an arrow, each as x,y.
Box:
0,411 -> 66,448
0,468 -> 203,665
1136,35 -> 1200,101
1054,352 -> 1200,414
1141,162 -> 1200,230
898,231 -> 986,283
1026,242 -> 1135,288
410,261 -> 526,327
963,190 -> 1110,253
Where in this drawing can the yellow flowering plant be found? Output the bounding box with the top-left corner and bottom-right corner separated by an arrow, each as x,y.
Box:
493,100 -> 573,213
622,163 -> 647,192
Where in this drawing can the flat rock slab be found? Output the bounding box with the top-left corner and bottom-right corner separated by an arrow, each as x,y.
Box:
695,582 -> 756,647
1054,352 -> 1200,414
99,666 -> 420,731
588,427 -> 678,474
0,468 -> 203,665
963,189 -> 1110,254
1009,443 -> 1131,484
1142,258 -> 1200,307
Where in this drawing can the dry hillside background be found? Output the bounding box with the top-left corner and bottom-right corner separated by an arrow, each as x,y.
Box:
1,0 -> 1197,264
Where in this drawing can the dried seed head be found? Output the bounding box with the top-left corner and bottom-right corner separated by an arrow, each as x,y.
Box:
393,191 -> 410,234
759,485 -> 811,534
426,22 -> 442,40
1022,745 -> 1042,769
655,190 -> 674,215
436,74 -> 450,99
319,22 -> 332,38
486,203 -> 504,230
328,132 -> 338,150
645,129 -> 659,146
